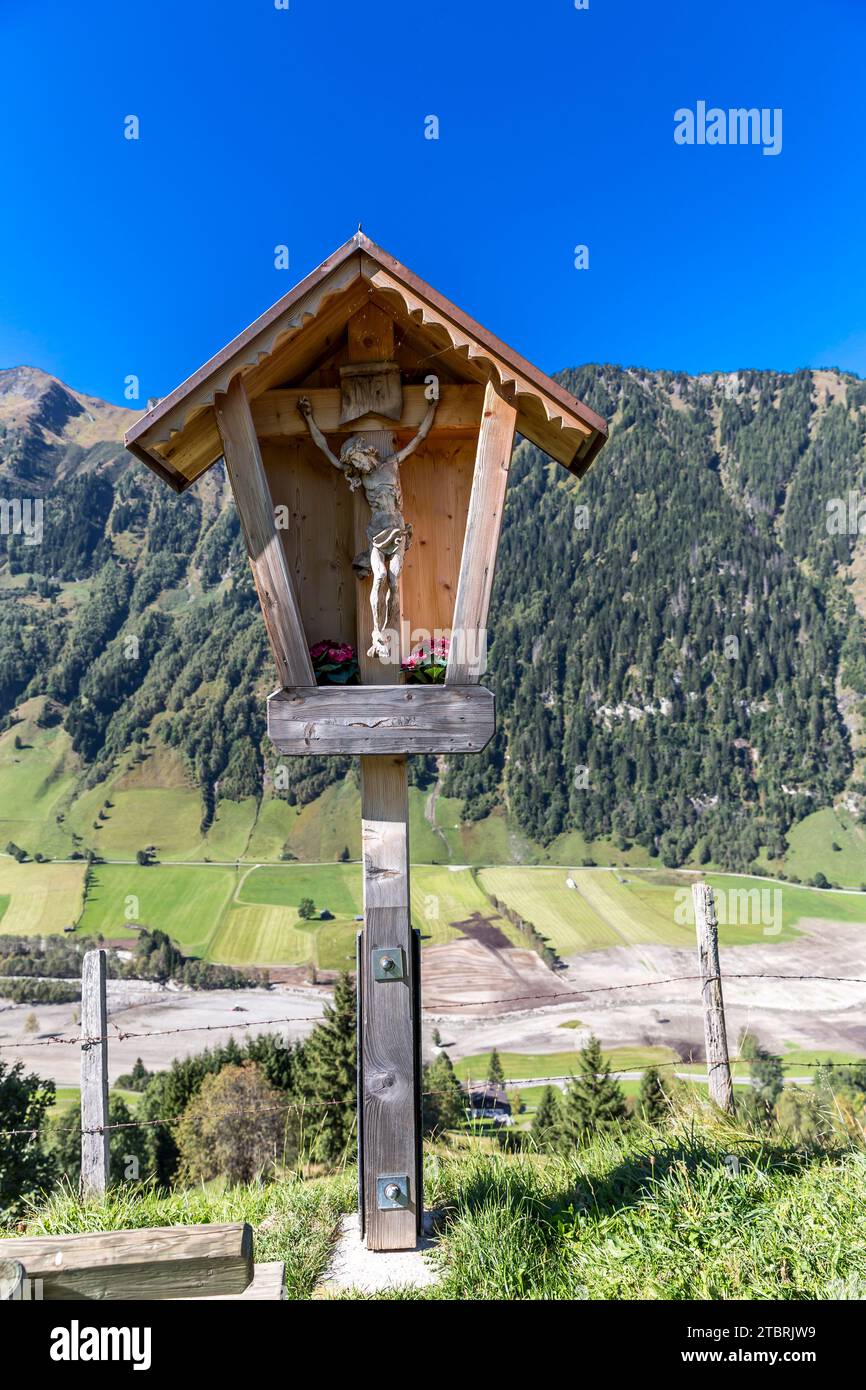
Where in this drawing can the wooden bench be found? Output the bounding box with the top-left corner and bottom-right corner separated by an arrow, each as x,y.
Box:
0,1223 -> 284,1301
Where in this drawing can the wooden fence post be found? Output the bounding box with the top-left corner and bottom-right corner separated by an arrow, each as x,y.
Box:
81,948 -> 110,1196
692,882 -> 734,1113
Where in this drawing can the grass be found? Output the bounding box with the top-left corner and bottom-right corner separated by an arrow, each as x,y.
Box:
49,1086 -> 141,1117
68,787 -> 205,861
22,1171 -> 356,1300
69,860 -> 524,968
783,806 -> 866,888
18,1110 -> 866,1300
424,1126 -> 866,1300
210,863 -> 363,970
208,905 -> 314,967
77,863 -> 238,956
678,1047 -> 865,1081
0,859 -> 86,934
0,708 -> 78,859
237,864 -> 362,916
21,856 -> 866,969
245,797 -> 300,862
480,866 -> 866,959
452,1046 -> 681,1084
285,778 -> 361,863
478,866 -> 698,955
410,866 -> 522,948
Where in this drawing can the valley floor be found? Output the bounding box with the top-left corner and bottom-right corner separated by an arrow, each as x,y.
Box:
3,888 -> 863,1094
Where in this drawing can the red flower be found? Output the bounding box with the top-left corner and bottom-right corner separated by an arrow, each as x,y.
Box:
310,639 -> 356,665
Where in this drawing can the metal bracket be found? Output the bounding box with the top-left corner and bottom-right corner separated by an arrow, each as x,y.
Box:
372,947 -> 405,982
376,1174 -> 410,1210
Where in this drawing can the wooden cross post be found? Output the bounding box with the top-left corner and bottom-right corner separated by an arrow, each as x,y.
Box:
349,305 -> 422,1251
80,948 -> 110,1196
358,754 -> 419,1250
692,882 -> 734,1113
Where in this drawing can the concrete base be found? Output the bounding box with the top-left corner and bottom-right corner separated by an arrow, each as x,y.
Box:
317,1213 -> 443,1296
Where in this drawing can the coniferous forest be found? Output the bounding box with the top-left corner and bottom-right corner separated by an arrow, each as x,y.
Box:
1,363 -> 865,872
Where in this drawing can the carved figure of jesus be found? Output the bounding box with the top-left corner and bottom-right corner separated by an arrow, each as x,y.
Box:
297,395 -> 438,662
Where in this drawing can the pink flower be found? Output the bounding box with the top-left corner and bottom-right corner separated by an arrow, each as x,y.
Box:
310,639 -> 356,665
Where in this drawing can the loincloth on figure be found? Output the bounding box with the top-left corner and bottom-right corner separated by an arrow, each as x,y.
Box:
352,516 -> 413,579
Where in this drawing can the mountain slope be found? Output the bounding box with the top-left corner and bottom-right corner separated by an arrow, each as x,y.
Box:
1,362 -> 865,874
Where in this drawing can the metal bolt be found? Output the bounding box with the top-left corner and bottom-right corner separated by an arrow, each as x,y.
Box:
383,1182 -> 401,1202
380,956 -> 396,973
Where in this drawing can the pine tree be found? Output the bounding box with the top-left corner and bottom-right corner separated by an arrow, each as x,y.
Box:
487,1047 -> 505,1086
637,1065 -> 669,1125
559,1035 -> 627,1148
738,1031 -> 784,1125
532,1085 -> 561,1151
297,972 -> 356,1163
422,1052 -> 466,1135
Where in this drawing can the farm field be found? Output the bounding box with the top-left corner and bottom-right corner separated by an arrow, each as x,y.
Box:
4,846 -> 866,977
479,866 -> 866,957
0,707 -> 79,860
208,863 -> 364,969
6,719 -> 866,891
77,863 -> 239,956
50,1086 -> 140,1117
0,859 -> 86,935
62,861 -> 520,970
410,866 -> 523,948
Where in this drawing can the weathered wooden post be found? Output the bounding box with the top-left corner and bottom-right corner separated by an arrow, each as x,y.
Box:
0,1259 -> 25,1301
692,882 -> 734,1113
124,233 -> 608,1249
80,948 -> 110,1196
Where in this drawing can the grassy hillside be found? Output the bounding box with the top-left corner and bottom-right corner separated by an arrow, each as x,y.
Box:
20,1114 -> 866,1300
782,806 -> 866,888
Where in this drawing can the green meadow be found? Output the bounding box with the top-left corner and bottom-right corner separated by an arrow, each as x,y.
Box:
2,849 -> 865,970
2,712 -> 865,970
452,1045 -> 681,1085
67,862 -> 518,970
479,866 -> 866,958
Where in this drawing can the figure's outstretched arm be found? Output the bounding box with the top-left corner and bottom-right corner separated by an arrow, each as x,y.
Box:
394,397 -> 438,465
297,397 -> 342,469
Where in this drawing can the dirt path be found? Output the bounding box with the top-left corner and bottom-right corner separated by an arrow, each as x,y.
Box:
424,762 -> 451,859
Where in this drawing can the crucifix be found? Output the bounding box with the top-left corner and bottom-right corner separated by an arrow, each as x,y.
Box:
126,232 -> 608,1254
296,394 -> 438,662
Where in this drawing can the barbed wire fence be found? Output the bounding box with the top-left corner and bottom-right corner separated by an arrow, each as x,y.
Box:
0,964 -> 863,1142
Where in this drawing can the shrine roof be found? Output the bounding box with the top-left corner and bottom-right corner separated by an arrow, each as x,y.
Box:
124,233 -> 608,492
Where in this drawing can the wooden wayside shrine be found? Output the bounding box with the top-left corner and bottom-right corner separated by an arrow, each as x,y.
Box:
126,233 -> 608,1251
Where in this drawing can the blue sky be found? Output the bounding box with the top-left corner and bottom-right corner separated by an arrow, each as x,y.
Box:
0,0 -> 863,405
